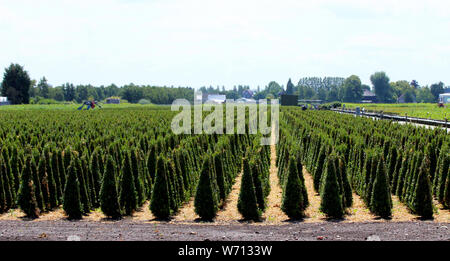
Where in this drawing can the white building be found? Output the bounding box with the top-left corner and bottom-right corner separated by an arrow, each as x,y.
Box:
0,96 -> 9,105
205,94 -> 226,104
236,98 -> 257,104
439,93 -> 450,104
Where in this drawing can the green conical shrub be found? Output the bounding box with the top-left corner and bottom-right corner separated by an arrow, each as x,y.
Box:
213,152 -> 227,201
335,155 -> 352,208
51,151 -> 63,202
45,153 -> 59,209
130,149 -> 145,206
237,158 -> 261,221
0,160 -> 8,213
443,167 -> 450,208
250,158 -> 265,211
99,156 -> 122,219
319,154 -> 344,219
150,156 -> 171,220
119,153 -> 138,216
37,155 -> 50,212
370,158 -> 392,218
194,156 -> 219,221
63,163 -> 83,220
313,145 -> 326,192
412,159 -> 434,219
0,156 -> 14,211
75,156 -> 91,214
16,157 -> 40,219
89,148 -> 102,208
436,153 -> 449,203
281,157 -> 306,219
147,145 -> 157,182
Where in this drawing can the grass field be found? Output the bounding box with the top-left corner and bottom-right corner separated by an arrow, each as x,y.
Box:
343,103 -> 450,121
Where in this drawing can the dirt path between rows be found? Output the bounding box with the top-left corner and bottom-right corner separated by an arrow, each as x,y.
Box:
215,170 -> 243,222
261,140 -> 288,223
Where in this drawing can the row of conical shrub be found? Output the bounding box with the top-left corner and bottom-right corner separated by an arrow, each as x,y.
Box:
279,108 -> 447,219
0,108 -> 188,217
237,141 -> 271,221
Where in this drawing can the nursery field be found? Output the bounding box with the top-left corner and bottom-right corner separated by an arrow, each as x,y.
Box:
343,103 -> 450,121
0,105 -> 449,240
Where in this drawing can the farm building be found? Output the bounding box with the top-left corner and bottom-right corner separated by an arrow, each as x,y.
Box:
361,90 -> 377,103
0,96 -> 10,106
242,89 -> 254,99
439,93 -> 450,104
106,97 -> 120,104
280,94 -> 299,106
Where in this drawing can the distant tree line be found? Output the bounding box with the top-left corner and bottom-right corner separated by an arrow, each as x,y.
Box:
1,64 -> 195,105
1,63 -> 448,105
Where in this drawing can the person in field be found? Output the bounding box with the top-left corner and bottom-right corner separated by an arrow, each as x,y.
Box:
77,100 -> 102,110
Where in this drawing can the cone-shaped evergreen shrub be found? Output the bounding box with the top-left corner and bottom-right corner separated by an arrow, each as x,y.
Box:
281,157 -> 306,219
99,156 -> 122,219
45,152 -> 59,208
0,165 -> 6,213
370,158 -> 392,218
17,157 -> 40,219
119,153 -> 138,216
194,156 -> 219,221
37,155 -> 51,212
319,155 -> 344,219
444,167 -> 450,208
436,153 -> 449,203
237,158 -> 261,221
89,148 -> 102,208
130,149 -> 145,206
63,163 -> 83,220
412,159 -> 434,219
75,156 -> 91,214
314,145 -> 326,192
150,156 -> 171,220
0,156 -> 14,211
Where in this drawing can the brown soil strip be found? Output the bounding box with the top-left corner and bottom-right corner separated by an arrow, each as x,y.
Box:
303,169 -> 327,222
261,143 -> 289,224
343,193 -> 377,222
215,171 -> 243,223
171,197 -> 198,222
433,201 -> 450,222
130,201 -> 156,222
0,209 -> 25,221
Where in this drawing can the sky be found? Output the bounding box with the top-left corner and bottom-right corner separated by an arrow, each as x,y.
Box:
1,0 -> 450,89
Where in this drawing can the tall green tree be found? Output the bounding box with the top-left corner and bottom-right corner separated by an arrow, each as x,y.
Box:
342,75 -> 363,102
37,77 -> 50,98
430,82 -> 445,102
1,64 -> 31,104
286,79 -> 295,95
370,71 -> 394,103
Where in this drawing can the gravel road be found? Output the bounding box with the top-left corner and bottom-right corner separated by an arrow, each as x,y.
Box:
0,220 -> 448,241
